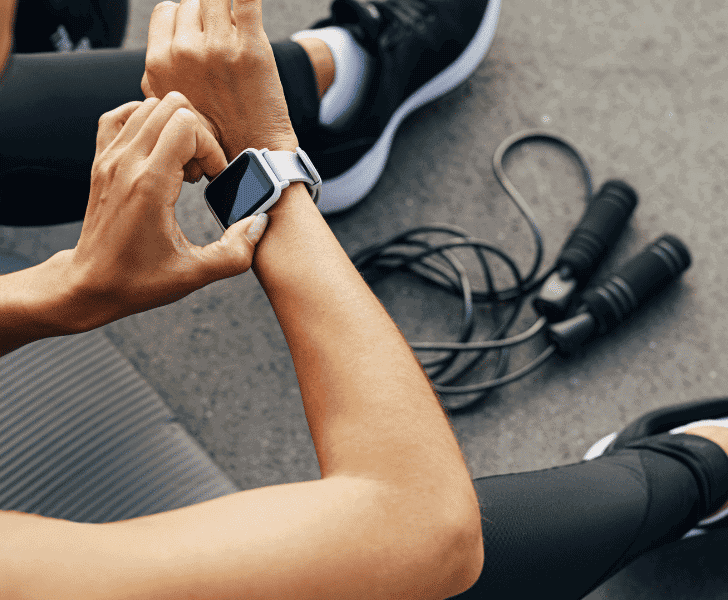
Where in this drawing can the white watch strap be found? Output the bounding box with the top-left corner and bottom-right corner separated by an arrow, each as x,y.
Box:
262,148 -> 322,204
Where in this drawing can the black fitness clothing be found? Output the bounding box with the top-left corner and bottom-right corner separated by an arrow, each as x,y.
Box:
452,432 -> 728,600
0,43 -> 319,226
0,50 -> 146,225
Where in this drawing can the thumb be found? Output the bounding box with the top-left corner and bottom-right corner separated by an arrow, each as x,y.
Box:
239,212 -> 270,246
196,213 -> 269,281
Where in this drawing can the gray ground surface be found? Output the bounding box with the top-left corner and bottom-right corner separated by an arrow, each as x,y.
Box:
1,0 -> 727,597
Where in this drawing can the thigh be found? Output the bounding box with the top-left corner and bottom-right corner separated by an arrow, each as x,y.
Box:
0,49 -> 146,225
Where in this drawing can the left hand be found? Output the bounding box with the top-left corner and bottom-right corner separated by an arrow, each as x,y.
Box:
142,0 -> 299,164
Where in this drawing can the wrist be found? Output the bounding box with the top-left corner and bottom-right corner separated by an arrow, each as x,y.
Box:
222,128 -> 300,162
265,181 -> 314,219
32,251 -> 105,334
0,252 -> 92,355
250,181 -> 319,275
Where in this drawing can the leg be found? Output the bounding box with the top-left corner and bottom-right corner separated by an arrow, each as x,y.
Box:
452,431 -> 728,599
0,49 -> 146,225
0,42 -> 323,226
291,37 -> 335,101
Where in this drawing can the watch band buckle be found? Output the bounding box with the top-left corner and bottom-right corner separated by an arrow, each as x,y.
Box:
295,147 -> 322,205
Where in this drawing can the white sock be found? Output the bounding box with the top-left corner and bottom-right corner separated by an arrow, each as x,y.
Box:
291,26 -> 373,131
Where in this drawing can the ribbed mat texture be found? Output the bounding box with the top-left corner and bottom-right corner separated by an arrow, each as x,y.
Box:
0,329 -> 240,523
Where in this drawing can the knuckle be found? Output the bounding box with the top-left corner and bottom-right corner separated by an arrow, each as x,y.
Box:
144,52 -> 164,75
97,108 -> 119,129
171,39 -> 198,63
234,239 -> 255,271
205,40 -> 231,62
240,37 -> 270,68
145,96 -> 162,107
128,167 -> 158,197
91,157 -> 115,183
246,32 -> 269,53
240,254 -> 254,272
173,107 -> 197,126
215,238 -> 254,278
163,90 -> 189,108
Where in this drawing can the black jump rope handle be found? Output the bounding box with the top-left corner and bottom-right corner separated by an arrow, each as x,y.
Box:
534,180 -> 639,321
548,235 -> 692,357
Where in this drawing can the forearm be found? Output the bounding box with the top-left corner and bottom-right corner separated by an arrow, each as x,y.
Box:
0,251 -> 79,357
253,184 -> 477,501
252,183 -> 483,593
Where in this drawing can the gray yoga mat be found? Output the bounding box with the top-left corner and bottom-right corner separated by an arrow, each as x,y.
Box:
0,329 -> 240,523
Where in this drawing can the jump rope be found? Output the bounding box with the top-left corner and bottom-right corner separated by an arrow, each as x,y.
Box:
350,129 -> 692,412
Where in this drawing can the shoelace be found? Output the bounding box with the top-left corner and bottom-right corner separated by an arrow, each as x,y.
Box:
370,0 -> 435,29
326,0 -> 437,51
370,0 -> 438,46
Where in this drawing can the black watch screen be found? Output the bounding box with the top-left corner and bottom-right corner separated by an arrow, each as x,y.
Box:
204,152 -> 276,229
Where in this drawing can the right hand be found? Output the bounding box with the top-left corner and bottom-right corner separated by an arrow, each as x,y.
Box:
60,91 -> 268,332
142,0 -> 299,164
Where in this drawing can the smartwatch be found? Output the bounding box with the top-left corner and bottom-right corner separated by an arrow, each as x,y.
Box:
203,147 -> 322,231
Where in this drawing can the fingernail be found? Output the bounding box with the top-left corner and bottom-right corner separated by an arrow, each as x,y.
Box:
245,213 -> 269,245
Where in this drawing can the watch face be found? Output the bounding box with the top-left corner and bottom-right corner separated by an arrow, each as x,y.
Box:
204,152 -> 276,228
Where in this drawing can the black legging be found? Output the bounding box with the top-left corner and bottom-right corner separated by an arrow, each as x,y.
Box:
2,48 -> 728,600
0,42 -> 318,225
455,432 -> 728,599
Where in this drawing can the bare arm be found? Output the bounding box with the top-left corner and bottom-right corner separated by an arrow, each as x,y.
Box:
0,253 -> 77,357
252,182 -> 485,592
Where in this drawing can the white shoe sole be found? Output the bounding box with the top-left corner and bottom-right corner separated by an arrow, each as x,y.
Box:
317,0 -> 502,214
583,417 -> 728,538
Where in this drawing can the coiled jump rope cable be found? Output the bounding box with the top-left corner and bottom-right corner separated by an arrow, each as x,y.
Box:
350,129 -> 594,412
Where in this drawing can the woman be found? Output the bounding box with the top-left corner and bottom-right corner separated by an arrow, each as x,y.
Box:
0,0 -> 727,598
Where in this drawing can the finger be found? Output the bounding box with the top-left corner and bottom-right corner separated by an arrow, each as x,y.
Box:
147,1 -> 177,77
232,0 -> 263,36
148,1 -> 177,47
176,0 -> 203,35
200,0 -> 232,36
95,101 -> 144,155
141,71 -> 156,98
111,96 -> 163,149
130,91 -> 215,158
193,213 -> 268,282
147,106 -> 227,184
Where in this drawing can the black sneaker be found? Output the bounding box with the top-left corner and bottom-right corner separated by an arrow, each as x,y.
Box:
299,0 -> 501,214
583,396 -> 728,538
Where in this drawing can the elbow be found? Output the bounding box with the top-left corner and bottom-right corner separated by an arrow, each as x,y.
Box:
435,496 -> 485,598
397,485 -> 484,600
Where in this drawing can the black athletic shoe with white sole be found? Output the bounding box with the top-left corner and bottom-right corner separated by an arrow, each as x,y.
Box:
298,0 -> 501,214
584,396 -> 728,539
